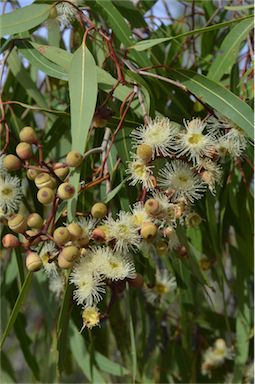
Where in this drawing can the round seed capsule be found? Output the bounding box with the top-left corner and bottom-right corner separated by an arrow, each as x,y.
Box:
3,154 -> 22,171
19,126 -> 37,144
53,227 -> 71,245
58,253 -> 73,269
57,183 -> 75,200
76,234 -> 90,247
60,245 -> 80,262
91,202 -> 107,219
53,163 -> 69,179
144,198 -> 160,216
67,222 -> 83,240
27,169 -> 38,180
136,144 -> 153,163
92,227 -> 106,242
16,142 -> 33,160
2,234 -> 20,248
37,187 -> 54,205
26,252 -> 42,272
66,151 -> 83,167
141,222 -> 157,241
8,214 -> 26,233
27,213 -> 44,229
35,173 -> 54,189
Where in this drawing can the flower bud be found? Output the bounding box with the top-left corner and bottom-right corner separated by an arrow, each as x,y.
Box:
8,214 -> 26,233
27,169 -> 38,180
26,252 -> 42,272
92,116 -> 107,128
67,222 -> 83,239
156,240 -> 168,256
35,173 -> 54,189
185,212 -> 202,228
16,142 -> 33,160
128,273 -> 144,288
60,245 -> 80,262
76,234 -> 90,247
144,198 -> 160,216
199,258 -> 212,271
141,222 -> 157,241
58,253 -> 73,269
19,126 -> 37,144
3,154 -> 22,171
53,226 -> 71,245
178,245 -> 188,258
174,202 -> 186,219
136,144 -> 152,163
66,151 -> 83,167
53,163 -> 69,179
27,213 -> 43,229
37,187 -> 54,205
214,339 -> 226,352
163,227 -> 173,239
91,227 -> 106,242
2,234 -> 20,248
91,202 -> 107,219
57,183 -> 75,200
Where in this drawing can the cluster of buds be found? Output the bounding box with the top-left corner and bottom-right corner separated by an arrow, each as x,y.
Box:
1,111 -> 250,329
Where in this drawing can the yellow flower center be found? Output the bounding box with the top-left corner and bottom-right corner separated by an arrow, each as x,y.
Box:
41,252 -> 50,264
133,163 -> 146,178
109,261 -> 120,269
188,133 -> 203,145
178,175 -> 188,183
1,187 -> 13,197
155,282 -> 168,295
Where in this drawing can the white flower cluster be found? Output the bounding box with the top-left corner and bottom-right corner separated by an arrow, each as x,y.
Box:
127,115 -> 248,196
144,268 -> 176,306
0,155 -> 22,217
70,246 -> 136,307
201,338 -> 233,377
56,0 -> 81,26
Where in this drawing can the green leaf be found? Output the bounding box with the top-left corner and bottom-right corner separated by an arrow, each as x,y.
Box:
7,48 -> 48,109
126,284 -> 137,383
95,352 -> 129,376
224,4 -> 254,11
130,15 -> 253,51
28,42 -> 142,112
0,272 -> 33,349
70,323 -> 105,383
57,278 -> 73,373
169,69 -> 254,139
67,43 -> 98,219
0,4 -> 51,37
17,40 -> 68,80
104,178 -> 127,204
207,18 -> 253,82
94,0 -> 149,67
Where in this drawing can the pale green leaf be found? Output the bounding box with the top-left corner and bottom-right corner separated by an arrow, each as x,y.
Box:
169,69 -> 254,139
208,18 -> 253,82
67,43 -> 98,219
130,15 -> 253,51
1,273 -> 33,349
0,4 -> 51,37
